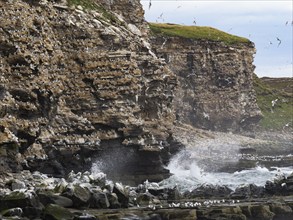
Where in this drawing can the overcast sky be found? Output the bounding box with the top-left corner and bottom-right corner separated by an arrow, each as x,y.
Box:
140,0 -> 292,78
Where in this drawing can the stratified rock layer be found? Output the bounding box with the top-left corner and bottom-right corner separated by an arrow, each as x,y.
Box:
151,36 -> 262,132
0,0 -> 176,183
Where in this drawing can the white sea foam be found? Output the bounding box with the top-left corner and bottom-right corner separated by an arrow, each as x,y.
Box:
160,150 -> 293,192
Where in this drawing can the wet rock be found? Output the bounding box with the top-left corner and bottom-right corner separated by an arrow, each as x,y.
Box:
0,190 -> 43,219
148,187 -> 165,198
136,192 -> 155,206
113,182 -> 129,208
264,172 -> 292,195
89,192 -> 110,209
186,184 -> 232,199
106,192 -> 121,209
61,185 -> 91,208
43,204 -> 74,220
197,206 -> 245,220
231,184 -> 265,199
88,172 -> 107,187
270,204 -> 292,219
250,205 -> 275,220
165,187 -> 181,201
0,191 -> 41,210
284,172 -> 293,192
1,207 -> 23,217
38,192 -> 73,208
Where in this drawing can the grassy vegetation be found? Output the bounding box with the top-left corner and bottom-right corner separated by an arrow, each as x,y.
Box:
149,23 -> 250,45
67,0 -> 98,10
253,75 -> 293,131
67,0 -> 121,24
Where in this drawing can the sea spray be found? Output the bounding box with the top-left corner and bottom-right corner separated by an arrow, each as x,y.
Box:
160,149 -> 293,192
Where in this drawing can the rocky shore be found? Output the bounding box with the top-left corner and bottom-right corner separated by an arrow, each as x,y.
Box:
0,168 -> 293,220
1,0 -> 292,219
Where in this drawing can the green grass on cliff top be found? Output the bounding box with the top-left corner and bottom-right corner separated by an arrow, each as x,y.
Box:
253,75 -> 293,131
149,23 -> 250,45
67,0 -> 97,10
67,0 -> 122,24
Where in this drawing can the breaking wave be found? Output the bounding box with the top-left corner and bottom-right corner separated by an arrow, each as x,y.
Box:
160,150 -> 293,192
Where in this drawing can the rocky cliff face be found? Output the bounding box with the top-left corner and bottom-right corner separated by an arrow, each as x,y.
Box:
0,0 -> 262,185
99,0 -> 148,35
0,0 -> 177,184
151,34 -> 262,132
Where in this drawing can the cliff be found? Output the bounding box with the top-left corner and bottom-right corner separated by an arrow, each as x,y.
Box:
150,23 -> 262,132
0,0 -> 262,184
0,0 -> 177,183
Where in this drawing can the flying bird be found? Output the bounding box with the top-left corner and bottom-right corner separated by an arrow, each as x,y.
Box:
148,0 -> 152,10
276,37 -> 281,47
158,13 -> 164,20
285,21 -> 288,25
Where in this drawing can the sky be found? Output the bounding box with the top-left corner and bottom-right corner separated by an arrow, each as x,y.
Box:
140,0 -> 293,78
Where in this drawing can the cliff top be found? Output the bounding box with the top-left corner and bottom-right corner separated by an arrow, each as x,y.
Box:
253,76 -> 293,131
149,23 -> 251,45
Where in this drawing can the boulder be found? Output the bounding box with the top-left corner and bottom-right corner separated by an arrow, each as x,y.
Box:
43,204 -> 74,220
38,192 -> 73,208
61,185 -> 91,208
89,172 -> 107,187
113,183 -> 129,208
136,192 -> 155,206
11,179 -> 27,191
0,191 -> 43,219
186,184 -> 232,199
0,191 -> 41,210
106,192 -> 121,209
231,184 -> 265,199
165,187 -> 181,201
1,207 -> 23,217
89,192 -> 110,209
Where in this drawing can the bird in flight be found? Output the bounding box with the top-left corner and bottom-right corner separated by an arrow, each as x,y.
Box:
149,0 -> 152,10
276,37 -> 281,47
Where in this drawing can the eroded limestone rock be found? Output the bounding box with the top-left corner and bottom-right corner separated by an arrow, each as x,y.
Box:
0,0 -> 177,183
151,36 -> 262,132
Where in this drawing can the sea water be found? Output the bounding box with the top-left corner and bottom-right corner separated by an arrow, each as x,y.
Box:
159,150 -> 293,192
